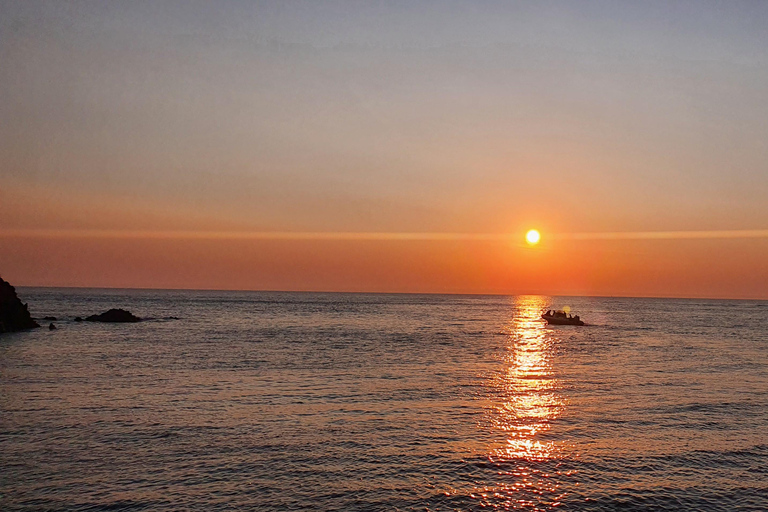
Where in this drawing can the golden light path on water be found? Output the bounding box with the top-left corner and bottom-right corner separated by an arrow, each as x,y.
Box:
1,228 -> 767,241
472,295 -> 572,510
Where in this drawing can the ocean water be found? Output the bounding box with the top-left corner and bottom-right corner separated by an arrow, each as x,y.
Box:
1,289 -> 767,511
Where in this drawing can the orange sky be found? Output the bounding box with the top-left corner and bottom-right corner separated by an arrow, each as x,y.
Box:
3,231 -> 767,299
2,1 -> 767,299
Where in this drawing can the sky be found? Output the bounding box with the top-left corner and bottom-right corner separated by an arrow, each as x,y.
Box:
1,0 -> 767,298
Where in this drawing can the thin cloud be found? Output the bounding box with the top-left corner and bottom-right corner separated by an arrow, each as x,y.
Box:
2,229 -> 768,241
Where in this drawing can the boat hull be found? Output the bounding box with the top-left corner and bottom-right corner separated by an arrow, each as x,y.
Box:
542,315 -> 584,326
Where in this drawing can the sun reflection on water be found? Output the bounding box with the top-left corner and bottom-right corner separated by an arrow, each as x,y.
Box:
472,295 -> 572,510
491,296 -> 563,461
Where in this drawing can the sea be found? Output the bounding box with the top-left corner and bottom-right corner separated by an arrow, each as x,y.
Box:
1,288 -> 767,511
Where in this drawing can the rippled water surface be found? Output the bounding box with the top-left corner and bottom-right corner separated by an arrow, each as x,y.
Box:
2,289 -> 767,510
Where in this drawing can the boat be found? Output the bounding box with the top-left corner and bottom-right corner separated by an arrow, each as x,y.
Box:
542,310 -> 585,326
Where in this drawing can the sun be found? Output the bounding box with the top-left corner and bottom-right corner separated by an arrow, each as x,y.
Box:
525,229 -> 541,245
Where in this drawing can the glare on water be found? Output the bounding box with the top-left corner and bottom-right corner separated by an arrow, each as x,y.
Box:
472,295 -> 571,509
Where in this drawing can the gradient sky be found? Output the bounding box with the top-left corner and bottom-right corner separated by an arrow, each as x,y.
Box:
1,0 -> 767,298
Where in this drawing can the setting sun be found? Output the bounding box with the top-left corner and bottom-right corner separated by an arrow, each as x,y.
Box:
526,229 -> 541,245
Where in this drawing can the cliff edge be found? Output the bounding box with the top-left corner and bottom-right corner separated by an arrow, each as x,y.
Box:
0,276 -> 40,333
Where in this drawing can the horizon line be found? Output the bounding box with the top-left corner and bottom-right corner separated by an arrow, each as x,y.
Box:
11,283 -> 768,302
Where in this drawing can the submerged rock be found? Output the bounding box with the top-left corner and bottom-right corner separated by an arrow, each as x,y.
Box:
43,316 -> 57,321
0,276 -> 40,333
85,308 -> 141,323
74,316 -> 83,322
49,323 -> 57,330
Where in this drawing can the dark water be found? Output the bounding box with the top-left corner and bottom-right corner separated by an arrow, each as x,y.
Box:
2,289 -> 767,511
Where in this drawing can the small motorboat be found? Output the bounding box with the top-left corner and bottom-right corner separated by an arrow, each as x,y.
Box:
542,310 -> 585,326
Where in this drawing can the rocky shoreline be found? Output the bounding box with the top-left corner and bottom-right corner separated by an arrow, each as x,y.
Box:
0,276 -> 40,333
1,277 -> 144,333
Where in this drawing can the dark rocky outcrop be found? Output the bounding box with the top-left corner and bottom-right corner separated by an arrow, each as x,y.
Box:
85,308 -> 141,323
0,276 -> 40,333
43,316 -> 57,321
74,317 -> 83,322
49,322 -> 57,330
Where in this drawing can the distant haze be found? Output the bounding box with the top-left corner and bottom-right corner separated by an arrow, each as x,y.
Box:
2,1 -> 767,298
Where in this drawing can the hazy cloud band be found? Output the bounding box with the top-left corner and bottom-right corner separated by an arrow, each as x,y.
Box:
2,229 -> 768,241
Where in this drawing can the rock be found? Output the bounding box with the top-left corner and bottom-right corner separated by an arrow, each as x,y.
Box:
49,323 -> 57,330
0,276 -> 40,333
43,316 -> 57,321
74,316 -> 83,322
85,308 -> 141,323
